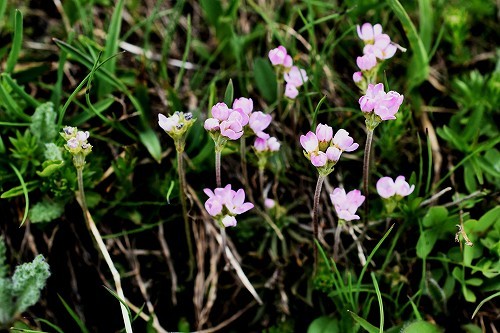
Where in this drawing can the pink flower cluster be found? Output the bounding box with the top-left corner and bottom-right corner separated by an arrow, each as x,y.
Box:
204,185 -> 254,227
353,23 -> 401,83
204,98 -> 276,141
300,124 -> 358,168
330,187 -> 365,221
268,45 -> 308,99
358,83 -> 404,121
254,137 -> 280,152
376,176 -> 415,199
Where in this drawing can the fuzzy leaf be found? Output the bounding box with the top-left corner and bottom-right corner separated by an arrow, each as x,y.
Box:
30,102 -> 57,144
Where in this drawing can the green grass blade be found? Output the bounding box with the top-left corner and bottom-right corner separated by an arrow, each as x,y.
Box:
10,329 -> 50,333
311,95 -> 327,130
0,0 -> 7,34
174,14 -> 192,90
387,0 -> 429,89
57,295 -> 90,333
102,285 -> 132,319
5,9 -> 23,73
1,73 -> 40,108
355,225 -> 394,304
0,76 -> 30,121
100,0 -> 124,97
418,0 -> 433,52
37,319 -> 65,333
347,310 -> 378,333
371,272 -> 384,333
471,291 -> 500,319
8,163 -> 29,226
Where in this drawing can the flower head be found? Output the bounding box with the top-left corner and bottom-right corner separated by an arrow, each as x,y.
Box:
249,111 -> 272,138
330,188 -> 365,222
232,97 -> 254,116
359,83 -> 404,125
300,124 -> 358,176
268,46 -> 293,68
353,71 -> 363,83
284,83 -> 299,99
356,53 -> 377,71
254,137 -> 280,152
363,34 -> 397,60
357,23 -> 383,43
376,176 -> 415,199
204,184 -> 254,228
284,66 -> 308,87
158,111 -> 196,142
211,102 -> 231,121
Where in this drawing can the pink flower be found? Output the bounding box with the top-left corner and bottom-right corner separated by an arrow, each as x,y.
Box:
356,54 -> 377,71
284,83 -> 299,99
376,176 -> 415,198
249,111 -> 272,138
220,118 -> 243,140
359,83 -> 385,112
284,66 -> 308,87
359,83 -> 404,120
267,137 -> 280,152
332,129 -> 359,152
158,113 -> 179,132
211,102 -> 231,121
254,137 -> 267,152
300,131 -> 319,153
226,189 -> 254,214
374,91 -> 404,121
264,198 -> 276,209
330,188 -> 365,221
310,151 -> 327,167
357,23 -> 383,43
255,136 -> 280,152
229,108 -> 249,126
268,46 -> 293,67
363,34 -> 397,60
326,146 -> 341,162
316,124 -> 333,142
222,215 -> 237,227
353,71 -> 363,83
204,185 -> 254,227
232,97 -> 253,115
376,177 -> 396,198
204,118 -> 220,131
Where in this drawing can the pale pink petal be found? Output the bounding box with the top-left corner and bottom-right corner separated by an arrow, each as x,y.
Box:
376,177 -> 396,198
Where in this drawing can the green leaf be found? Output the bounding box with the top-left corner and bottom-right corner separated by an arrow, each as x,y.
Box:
348,311 -> 378,333
465,278 -> 483,287
253,57 -> 277,103
461,324 -> 483,333
29,200 -> 64,223
416,229 -> 438,259
138,129 -> 162,164
422,206 -> 448,227
463,286 -> 476,303
307,316 -> 339,333
5,9 -> 23,73
199,0 -> 222,26
224,79 -> 234,106
0,180 -> 39,199
30,102 -> 58,144
402,320 -> 442,333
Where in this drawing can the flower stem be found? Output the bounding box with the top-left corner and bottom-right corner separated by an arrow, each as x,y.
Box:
177,148 -> 195,280
313,175 -> 325,271
363,129 -> 374,224
215,150 -> 222,188
76,167 -> 133,333
258,167 -> 265,202
240,139 -> 255,204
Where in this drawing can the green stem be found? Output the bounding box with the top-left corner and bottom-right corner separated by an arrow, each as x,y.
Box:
76,166 -> 133,333
177,148 -> 194,280
258,167 -> 265,203
313,175 -> 325,271
363,129 -> 374,224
